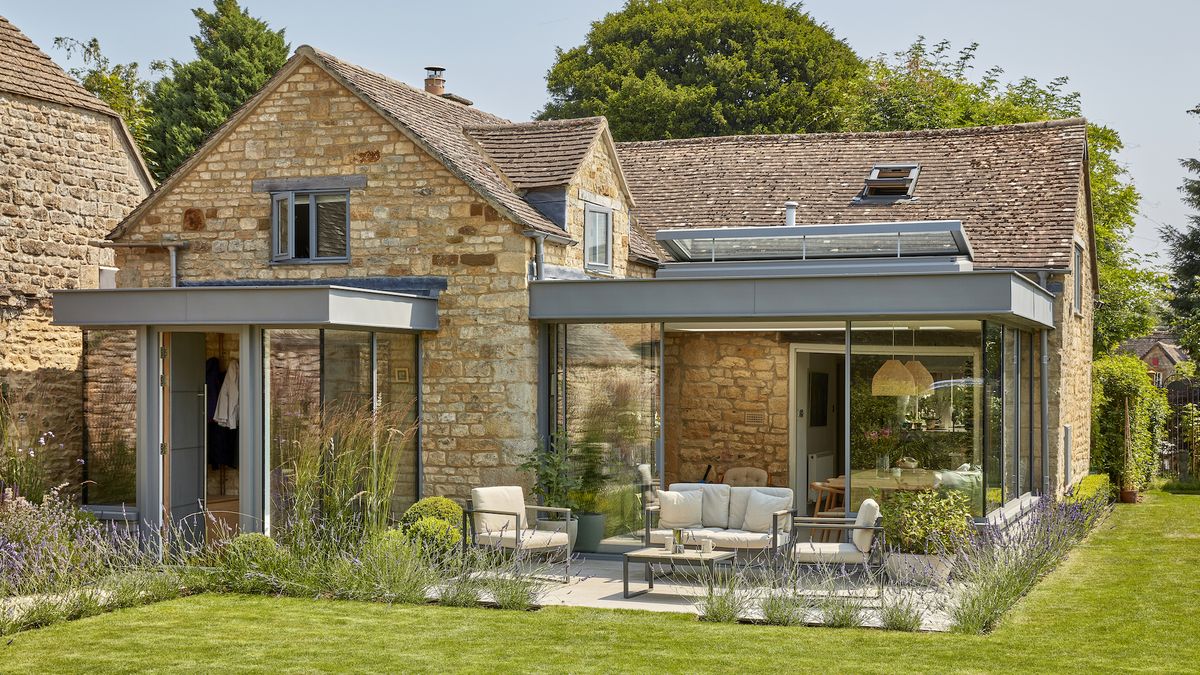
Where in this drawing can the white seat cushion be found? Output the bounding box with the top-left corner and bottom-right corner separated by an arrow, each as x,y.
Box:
471,486 -> 527,534
728,487 -> 793,530
669,483 -> 731,528
648,528 -> 789,550
658,489 -> 704,528
852,499 -> 880,553
742,490 -> 793,533
476,528 -> 568,550
793,541 -> 868,565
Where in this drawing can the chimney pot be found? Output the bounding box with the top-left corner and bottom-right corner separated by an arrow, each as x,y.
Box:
784,201 -> 798,227
424,66 -> 446,96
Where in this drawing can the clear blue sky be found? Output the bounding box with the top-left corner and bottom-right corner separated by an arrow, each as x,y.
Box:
8,0 -> 1196,263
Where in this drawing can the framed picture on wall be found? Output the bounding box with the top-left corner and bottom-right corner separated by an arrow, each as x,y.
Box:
393,367 -> 410,383
809,372 -> 829,427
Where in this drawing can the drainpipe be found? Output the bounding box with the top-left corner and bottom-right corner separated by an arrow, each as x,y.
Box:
91,241 -> 190,287
1038,271 -> 1052,496
527,232 -> 547,281
784,201 -> 798,227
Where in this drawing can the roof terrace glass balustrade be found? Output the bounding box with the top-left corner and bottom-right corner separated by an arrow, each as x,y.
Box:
656,221 -> 971,263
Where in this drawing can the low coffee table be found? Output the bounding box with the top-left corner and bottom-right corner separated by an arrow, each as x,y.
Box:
622,547 -> 736,599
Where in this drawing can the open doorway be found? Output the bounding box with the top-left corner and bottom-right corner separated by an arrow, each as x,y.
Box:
162,331 -> 241,546
790,348 -> 845,516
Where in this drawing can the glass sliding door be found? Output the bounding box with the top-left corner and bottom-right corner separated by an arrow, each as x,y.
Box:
265,328 -> 420,535
546,323 -> 661,546
848,321 -> 984,516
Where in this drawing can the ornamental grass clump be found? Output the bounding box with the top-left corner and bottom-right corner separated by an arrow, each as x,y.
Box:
697,569 -> 750,623
950,493 -> 1110,634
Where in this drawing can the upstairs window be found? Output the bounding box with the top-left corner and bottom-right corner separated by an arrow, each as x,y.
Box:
1073,242 -> 1085,314
857,163 -> 920,201
584,205 -> 612,273
272,191 -> 349,262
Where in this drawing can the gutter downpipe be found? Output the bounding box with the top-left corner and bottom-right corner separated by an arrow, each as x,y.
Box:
91,240 -> 190,288
1038,271 -> 1052,496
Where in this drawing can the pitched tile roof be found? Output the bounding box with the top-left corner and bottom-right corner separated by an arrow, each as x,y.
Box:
616,119 -> 1090,269
465,117 -> 606,190
0,15 -> 115,117
1120,327 -> 1189,363
305,48 -> 573,239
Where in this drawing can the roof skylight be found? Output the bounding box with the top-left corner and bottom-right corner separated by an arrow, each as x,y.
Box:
858,163 -> 920,201
655,221 -> 972,263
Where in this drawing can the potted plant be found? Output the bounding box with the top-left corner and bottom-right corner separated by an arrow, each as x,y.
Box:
880,489 -> 974,585
570,439 -> 609,552
519,433 -> 578,549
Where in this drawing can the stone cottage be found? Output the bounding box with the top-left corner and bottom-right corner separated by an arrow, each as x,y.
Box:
51,46 -> 1095,544
0,15 -> 152,486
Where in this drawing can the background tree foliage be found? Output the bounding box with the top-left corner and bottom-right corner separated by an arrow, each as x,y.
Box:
538,0 -> 861,139
1163,106 -> 1200,356
837,39 -> 1162,354
57,0 -> 287,180
145,0 -> 289,180
54,37 -> 154,162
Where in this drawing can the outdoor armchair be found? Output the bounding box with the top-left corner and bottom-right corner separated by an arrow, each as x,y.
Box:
462,485 -> 572,582
790,498 -> 882,568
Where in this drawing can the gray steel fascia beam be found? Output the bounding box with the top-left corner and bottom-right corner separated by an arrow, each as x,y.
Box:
529,272 -> 1054,328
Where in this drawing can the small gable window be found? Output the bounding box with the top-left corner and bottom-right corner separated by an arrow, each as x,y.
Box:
857,163 -> 920,201
584,205 -> 612,273
272,191 -> 350,262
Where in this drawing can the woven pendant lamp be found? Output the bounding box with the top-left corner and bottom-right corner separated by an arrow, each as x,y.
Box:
872,326 -> 917,396
903,330 -> 934,394
905,359 -> 934,394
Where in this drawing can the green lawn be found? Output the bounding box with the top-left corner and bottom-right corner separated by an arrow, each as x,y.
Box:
5,491 -> 1199,674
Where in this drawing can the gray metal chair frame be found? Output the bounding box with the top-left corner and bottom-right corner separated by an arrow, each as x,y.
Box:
462,498 -> 573,582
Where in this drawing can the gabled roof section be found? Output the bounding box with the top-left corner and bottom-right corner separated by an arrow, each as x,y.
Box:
110,45 -> 565,240
305,47 -> 564,239
0,15 -> 112,115
465,117 -> 606,190
616,119 -> 1090,270
0,15 -> 153,189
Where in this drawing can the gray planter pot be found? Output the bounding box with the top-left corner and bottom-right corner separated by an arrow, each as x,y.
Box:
537,515 -> 578,551
574,513 -> 607,552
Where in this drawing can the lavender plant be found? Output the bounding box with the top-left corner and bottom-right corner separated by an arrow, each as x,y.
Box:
949,493 -> 1110,634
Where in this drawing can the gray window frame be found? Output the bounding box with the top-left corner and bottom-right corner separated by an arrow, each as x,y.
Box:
583,203 -> 613,273
271,190 -> 351,264
857,163 -> 921,202
1073,243 -> 1085,315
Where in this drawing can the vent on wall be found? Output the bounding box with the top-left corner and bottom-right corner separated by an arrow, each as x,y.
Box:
744,411 -> 767,426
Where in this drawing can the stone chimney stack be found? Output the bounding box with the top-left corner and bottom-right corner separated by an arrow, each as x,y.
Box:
424,66 -> 446,96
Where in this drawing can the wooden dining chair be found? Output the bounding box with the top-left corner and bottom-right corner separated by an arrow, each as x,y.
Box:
809,478 -> 846,542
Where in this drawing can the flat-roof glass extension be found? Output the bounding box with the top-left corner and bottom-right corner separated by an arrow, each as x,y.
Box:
655,221 -> 972,263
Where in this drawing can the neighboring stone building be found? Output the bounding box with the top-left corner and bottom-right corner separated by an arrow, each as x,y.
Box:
0,15 -> 152,485
51,46 -> 1095,541
1121,327 -> 1190,386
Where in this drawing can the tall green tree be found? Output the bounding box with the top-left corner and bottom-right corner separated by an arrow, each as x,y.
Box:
146,0 -> 288,179
1163,106 -> 1200,356
837,39 -> 1163,354
538,0 -> 861,140
54,37 -> 154,161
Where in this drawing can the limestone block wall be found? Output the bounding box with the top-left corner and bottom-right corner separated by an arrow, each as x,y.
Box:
0,91 -> 148,487
111,61 -> 556,499
663,332 -> 790,486
1044,183 -> 1095,494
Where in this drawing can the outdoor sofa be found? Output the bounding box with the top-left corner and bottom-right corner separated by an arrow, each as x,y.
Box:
644,483 -> 794,558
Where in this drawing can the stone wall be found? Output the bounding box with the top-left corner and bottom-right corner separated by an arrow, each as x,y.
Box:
663,332 -> 790,486
1044,180 -> 1095,494
111,60 -> 641,500
0,91 -> 148,486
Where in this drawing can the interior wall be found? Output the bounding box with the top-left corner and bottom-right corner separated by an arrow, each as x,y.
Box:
663,331 -> 790,486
